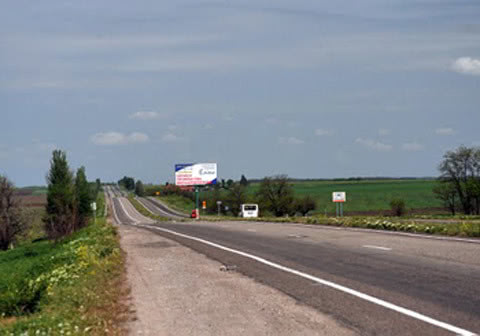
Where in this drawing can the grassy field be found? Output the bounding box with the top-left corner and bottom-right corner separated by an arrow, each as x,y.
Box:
0,194 -> 127,335
263,179 -> 441,214
156,179 -> 442,215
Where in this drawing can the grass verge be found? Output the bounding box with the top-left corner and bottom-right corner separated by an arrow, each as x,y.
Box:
127,195 -> 169,222
154,195 -> 193,214
201,215 -> 480,238
0,202 -> 128,335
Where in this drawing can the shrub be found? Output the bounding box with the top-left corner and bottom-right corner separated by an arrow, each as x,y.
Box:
0,176 -> 27,250
390,198 -> 406,217
294,195 -> 317,216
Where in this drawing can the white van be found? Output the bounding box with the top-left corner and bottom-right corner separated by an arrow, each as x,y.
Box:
240,204 -> 259,218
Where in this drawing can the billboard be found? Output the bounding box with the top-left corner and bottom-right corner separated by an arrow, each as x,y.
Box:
332,192 -> 346,203
175,163 -> 217,186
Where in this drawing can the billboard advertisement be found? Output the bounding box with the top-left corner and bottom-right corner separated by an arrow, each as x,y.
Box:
175,163 -> 217,186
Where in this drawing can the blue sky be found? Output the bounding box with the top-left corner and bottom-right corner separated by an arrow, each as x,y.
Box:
1,0 -> 479,186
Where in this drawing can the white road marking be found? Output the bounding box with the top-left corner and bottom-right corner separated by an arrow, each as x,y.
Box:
117,198 -> 140,225
138,224 -> 476,336
362,245 -> 392,251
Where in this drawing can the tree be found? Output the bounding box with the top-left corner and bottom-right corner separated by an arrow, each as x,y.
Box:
118,176 -> 135,191
44,150 -> 76,241
438,146 -> 480,215
0,176 -> 26,250
226,179 -> 234,189
294,195 -> 317,216
75,167 -> 93,229
256,175 -> 294,217
390,198 -> 406,217
433,181 -> 458,215
240,175 -> 249,187
135,180 -> 145,197
225,183 -> 247,216
95,178 -> 102,193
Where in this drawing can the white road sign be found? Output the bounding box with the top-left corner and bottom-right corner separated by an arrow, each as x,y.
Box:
332,192 -> 346,203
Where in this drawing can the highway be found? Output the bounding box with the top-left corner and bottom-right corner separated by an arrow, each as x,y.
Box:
107,187 -> 480,336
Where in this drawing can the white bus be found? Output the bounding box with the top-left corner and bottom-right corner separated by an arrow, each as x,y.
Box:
240,204 -> 259,218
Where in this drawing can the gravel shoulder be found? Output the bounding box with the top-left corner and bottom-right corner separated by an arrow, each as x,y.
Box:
117,223 -> 356,336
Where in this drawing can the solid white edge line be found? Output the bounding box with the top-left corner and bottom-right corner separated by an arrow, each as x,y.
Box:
140,224 -> 476,336
362,245 -> 392,251
116,197 -> 140,225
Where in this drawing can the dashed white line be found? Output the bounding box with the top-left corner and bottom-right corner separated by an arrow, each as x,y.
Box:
139,224 -> 476,336
362,245 -> 392,251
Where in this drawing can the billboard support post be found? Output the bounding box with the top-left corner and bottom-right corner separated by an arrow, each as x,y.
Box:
195,186 -> 200,220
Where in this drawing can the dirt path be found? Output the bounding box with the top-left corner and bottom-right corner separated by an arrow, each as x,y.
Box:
118,223 -> 356,336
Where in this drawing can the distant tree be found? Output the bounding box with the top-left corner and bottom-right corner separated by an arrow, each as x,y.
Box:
0,176 -> 26,250
75,167 -> 93,229
95,178 -> 102,193
135,180 -> 145,197
225,183 -> 247,216
433,181 -> 458,215
226,179 -> 234,189
390,198 -> 406,217
221,179 -> 226,189
118,176 -> 135,190
294,195 -> 317,216
44,150 -> 76,241
438,146 -> 480,215
240,175 -> 249,187
256,175 -> 294,217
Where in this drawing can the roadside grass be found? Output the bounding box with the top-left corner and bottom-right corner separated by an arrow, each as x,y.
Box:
155,195 -> 194,214
0,197 -> 128,335
201,215 -> 480,238
127,195 -> 169,221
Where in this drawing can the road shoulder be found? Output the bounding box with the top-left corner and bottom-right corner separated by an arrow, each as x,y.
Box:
117,223 -> 356,336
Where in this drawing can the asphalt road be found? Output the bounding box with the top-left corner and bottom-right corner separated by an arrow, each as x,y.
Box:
108,189 -> 480,336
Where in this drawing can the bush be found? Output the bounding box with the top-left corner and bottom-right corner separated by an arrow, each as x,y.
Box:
294,195 -> 317,216
390,198 -> 406,217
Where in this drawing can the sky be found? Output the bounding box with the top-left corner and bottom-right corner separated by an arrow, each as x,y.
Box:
1,0 -> 479,186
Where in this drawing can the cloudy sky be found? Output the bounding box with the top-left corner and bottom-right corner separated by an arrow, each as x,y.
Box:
1,0 -> 479,186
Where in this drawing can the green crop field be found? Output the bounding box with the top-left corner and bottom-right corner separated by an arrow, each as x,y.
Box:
247,179 -> 442,214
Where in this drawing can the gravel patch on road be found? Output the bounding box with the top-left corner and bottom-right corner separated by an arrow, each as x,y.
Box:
118,223 -> 356,336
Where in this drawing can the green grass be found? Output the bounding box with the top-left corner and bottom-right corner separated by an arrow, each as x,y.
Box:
127,195 -> 169,221
243,179 -> 442,214
0,195 -> 126,335
156,195 -> 195,214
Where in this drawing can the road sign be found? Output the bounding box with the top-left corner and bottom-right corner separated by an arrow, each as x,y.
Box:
216,201 -> 222,205
90,202 -> 97,211
332,192 -> 346,203
175,163 -> 217,186
202,201 -> 207,209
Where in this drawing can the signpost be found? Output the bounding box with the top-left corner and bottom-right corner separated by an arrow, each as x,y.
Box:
175,163 -> 217,219
91,202 -> 97,223
332,192 -> 346,217
216,200 -> 222,216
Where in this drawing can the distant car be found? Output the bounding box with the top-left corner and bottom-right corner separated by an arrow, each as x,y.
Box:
191,209 -> 197,219
240,204 -> 259,218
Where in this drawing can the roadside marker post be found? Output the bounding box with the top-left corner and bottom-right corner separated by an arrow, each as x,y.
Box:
195,186 -> 200,220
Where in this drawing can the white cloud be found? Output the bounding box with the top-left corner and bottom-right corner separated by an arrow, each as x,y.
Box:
161,133 -> 186,143
278,137 -> 305,145
355,138 -> 393,152
402,142 -> 425,152
90,132 -> 149,145
452,57 -> 480,75
314,129 -> 335,136
129,111 -> 163,120
378,128 -> 391,136
435,128 -> 455,136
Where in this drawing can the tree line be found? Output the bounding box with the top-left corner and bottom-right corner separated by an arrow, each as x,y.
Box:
0,150 -> 102,250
